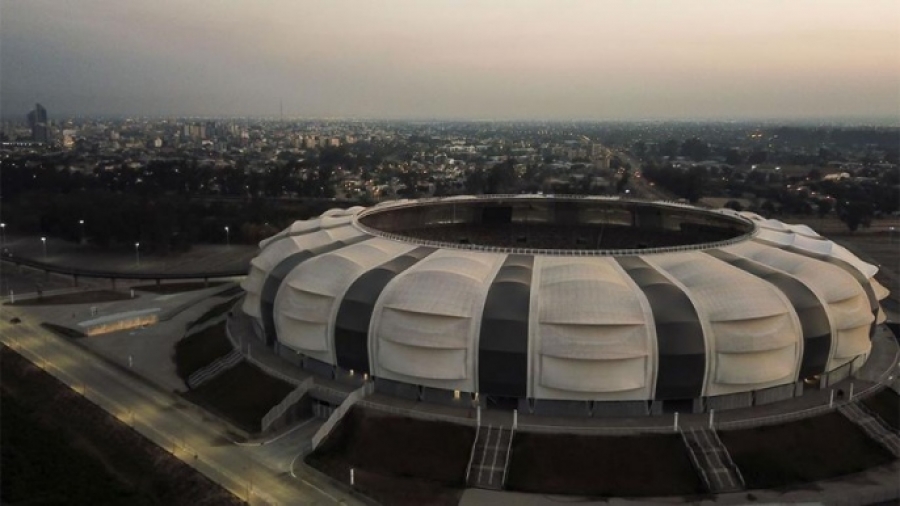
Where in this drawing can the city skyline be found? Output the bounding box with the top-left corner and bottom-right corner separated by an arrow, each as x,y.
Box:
1,0 -> 898,121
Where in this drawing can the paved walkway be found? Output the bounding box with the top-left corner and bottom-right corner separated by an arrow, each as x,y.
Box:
0,304 -> 363,506
2,234 -> 256,275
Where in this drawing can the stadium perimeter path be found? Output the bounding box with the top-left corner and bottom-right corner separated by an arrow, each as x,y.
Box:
0,305 -> 364,506
2,235 -> 257,276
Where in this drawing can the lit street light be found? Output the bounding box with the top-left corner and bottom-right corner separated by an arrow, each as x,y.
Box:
135,242 -> 140,267
79,219 -> 85,244
41,236 -> 47,258
0,222 -> 5,245
224,226 -> 230,247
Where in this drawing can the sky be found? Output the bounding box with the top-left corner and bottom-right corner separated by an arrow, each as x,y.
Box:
1,0 -> 898,121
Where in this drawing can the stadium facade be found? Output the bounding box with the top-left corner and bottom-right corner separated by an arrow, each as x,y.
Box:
240,196 -> 889,415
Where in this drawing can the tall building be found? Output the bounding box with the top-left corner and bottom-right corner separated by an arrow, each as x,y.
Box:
26,103 -> 49,143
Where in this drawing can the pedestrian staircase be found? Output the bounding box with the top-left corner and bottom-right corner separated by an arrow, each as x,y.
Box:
839,402 -> 900,457
186,349 -> 242,388
681,427 -> 745,493
466,425 -> 513,490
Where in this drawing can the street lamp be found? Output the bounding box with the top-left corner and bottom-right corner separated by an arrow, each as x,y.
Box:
0,222 -> 5,245
224,226 -> 230,247
79,219 -> 85,244
135,242 -> 140,267
41,236 -> 47,258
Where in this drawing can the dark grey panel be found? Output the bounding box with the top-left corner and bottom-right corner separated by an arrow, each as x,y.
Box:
334,247 -> 435,373
259,235 -> 369,346
706,249 -> 832,379
616,256 -> 706,400
754,238 -> 880,338
479,255 -> 533,398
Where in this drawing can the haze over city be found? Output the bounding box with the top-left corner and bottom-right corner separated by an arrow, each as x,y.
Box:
2,0 -> 898,122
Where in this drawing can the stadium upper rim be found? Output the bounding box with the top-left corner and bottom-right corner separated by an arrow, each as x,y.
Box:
351,194 -> 760,256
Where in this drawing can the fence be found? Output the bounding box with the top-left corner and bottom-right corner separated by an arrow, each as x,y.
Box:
261,377 -> 314,432
355,399 -> 479,427
516,420 -> 675,435
310,381 -> 373,450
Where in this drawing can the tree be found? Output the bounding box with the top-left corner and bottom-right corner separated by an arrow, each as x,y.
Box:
817,199 -> 832,218
839,202 -> 873,232
724,200 -> 744,212
747,150 -> 768,165
680,138 -> 710,162
725,148 -> 744,166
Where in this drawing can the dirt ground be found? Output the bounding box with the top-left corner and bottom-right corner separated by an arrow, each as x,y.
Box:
175,321 -> 233,382
0,346 -> 242,506
505,432 -> 704,498
306,407 -> 473,506
183,361 -> 294,433
718,412 -> 896,490
862,389 -> 900,431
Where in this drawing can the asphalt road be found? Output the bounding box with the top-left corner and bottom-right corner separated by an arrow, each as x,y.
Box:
0,307 -> 362,506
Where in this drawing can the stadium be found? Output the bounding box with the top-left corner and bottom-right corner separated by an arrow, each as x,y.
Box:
240,195 -> 889,416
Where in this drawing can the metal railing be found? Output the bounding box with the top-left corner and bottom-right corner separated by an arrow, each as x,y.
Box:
186,350 -> 242,388
261,377 -> 314,431
516,421 -> 673,435
711,428 -> 746,488
501,427 -> 515,488
355,399 -> 478,427
464,425 -> 481,484
679,428 -> 712,492
310,381 -> 372,450
350,194 -> 758,256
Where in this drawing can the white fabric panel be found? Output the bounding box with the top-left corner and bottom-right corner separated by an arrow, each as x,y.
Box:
785,223 -> 820,237
241,265 -> 267,294
370,249 -> 504,392
715,347 -> 796,385
322,207 -> 350,217
381,271 -> 483,317
320,214 -> 353,228
379,309 -> 471,349
760,219 -> 789,231
725,242 -> 862,303
833,325 -> 872,362
242,291 -> 262,318
379,337 -> 468,380
876,308 -> 887,324
278,318 -> 329,352
648,252 -> 803,396
721,241 -> 874,374
792,234 -> 835,256
274,238 -> 414,362
828,295 -> 875,329
830,243 -> 878,279
541,356 -> 647,393
279,287 -> 333,323
532,257 -> 655,400
541,323 -> 649,359
871,278 -> 890,301
289,217 -> 321,234
755,228 -> 794,246
753,217 -> 879,279
711,315 -> 797,353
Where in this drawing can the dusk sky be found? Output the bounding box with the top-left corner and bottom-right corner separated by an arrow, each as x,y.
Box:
2,0 -> 898,121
